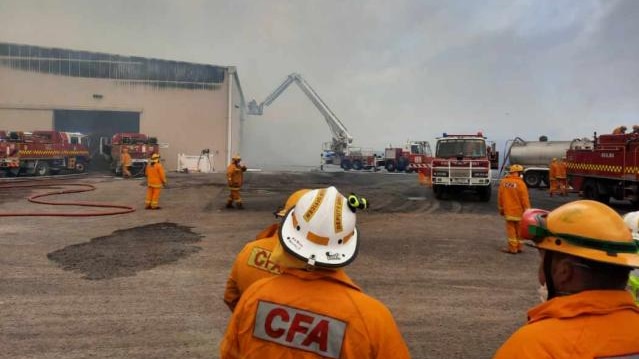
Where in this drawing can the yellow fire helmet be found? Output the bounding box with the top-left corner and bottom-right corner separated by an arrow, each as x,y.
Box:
278,186 -> 359,268
520,200 -> 639,268
275,189 -> 311,218
151,153 -> 160,161
509,164 -> 524,173
232,154 -> 241,160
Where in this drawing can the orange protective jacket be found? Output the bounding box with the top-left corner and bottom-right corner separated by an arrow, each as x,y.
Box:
224,228 -> 283,311
227,162 -> 246,190
556,161 -> 567,179
220,268 -> 411,359
498,173 -> 530,220
494,290 -> 639,359
548,161 -> 558,180
121,152 -> 132,167
145,162 -> 166,188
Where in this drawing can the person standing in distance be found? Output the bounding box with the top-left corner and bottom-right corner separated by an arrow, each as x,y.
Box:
497,164 -> 531,254
220,186 -> 410,359
144,153 -> 166,210
121,147 -> 132,178
226,154 -> 247,209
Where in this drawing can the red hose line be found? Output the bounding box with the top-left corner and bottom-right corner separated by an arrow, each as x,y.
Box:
0,182 -> 135,217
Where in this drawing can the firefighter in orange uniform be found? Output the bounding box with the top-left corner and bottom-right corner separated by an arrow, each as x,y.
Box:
144,153 -> 166,209
612,125 -> 627,134
548,157 -> 560,196
223,189 -> 310,312
556,156 -> 568,196
226,154 -> 247,209
221,186 -> 411,359
493,200 -> 639,358
498,164 -> 531,254
121,148 -> 132,178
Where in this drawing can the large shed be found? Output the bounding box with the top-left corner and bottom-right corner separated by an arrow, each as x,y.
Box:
0,42 -> 245,171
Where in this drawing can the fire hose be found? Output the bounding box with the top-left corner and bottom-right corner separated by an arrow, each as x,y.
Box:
0,182 -> 135,217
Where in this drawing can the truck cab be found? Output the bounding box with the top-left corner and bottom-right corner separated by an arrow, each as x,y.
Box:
430,132 -> 496,201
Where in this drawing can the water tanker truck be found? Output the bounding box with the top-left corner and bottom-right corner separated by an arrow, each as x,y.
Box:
502,136 -> 592,188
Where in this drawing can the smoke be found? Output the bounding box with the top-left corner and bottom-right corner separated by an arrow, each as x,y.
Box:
1,0 -> 637,168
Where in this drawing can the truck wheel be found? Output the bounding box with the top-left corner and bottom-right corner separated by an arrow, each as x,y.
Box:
478,185 -> 492,202
341,160 -> 352,171
352,160 -> 363,171
385,161 -> 396,172
35,162 -> 50,176
397,157 -> 408,172
75,162 -> 86,173
583,180 -> 609,204
433,185 -> 445,200
523,171 -> 541,188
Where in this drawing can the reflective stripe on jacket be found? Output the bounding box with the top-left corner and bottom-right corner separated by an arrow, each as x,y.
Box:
223,232 -> 282,311
498,173 -> 530,220
221,268 -> 411,359
494,290 -> 639,359
145,162 -> 166,188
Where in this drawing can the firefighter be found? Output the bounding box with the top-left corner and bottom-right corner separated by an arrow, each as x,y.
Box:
223,189 -> 310,312
220,186 -> 410,359
121,147 -> 132,178
556,156 -> 568,196
226,154 -> 247,209
612,125 -> 627,134
494,201 -> 639,358
144,153 -> 166,210
548,158 -> 559,196
497,164 -> 531,254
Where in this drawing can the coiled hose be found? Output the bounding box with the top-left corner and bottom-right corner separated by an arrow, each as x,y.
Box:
0,181 -> 135,217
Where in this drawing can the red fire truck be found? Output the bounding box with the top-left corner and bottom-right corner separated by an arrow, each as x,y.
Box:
0,130 -> 90,176
100,133 -> 160,176
383,140 -> 433,173
429,132 -> 499,201
567,131 -> 639,205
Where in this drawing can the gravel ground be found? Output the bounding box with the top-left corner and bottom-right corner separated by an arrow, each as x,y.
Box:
0,169 -> 627,358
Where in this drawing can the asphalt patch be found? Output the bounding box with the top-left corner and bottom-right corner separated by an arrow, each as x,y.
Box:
47,222 -> 203,280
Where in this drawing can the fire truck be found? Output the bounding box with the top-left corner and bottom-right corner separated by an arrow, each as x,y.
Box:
100,133 -> 159,176
429,132 -> 499,201
567,131 -> 639,205
0,130 -> 90,176
383,141 -> 433,173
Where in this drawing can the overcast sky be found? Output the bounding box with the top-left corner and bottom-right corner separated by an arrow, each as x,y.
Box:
1,0 -> 637,168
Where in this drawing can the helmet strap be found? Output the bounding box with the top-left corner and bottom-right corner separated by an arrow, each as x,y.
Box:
543,251 -> 557,300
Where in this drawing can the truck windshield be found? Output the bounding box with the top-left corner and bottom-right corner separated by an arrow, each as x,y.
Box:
436,139 -> 486,158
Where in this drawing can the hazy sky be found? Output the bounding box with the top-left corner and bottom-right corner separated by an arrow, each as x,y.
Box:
1,0 -> 637,167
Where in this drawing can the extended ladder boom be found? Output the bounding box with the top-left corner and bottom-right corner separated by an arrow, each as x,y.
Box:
247,73 -> 353,153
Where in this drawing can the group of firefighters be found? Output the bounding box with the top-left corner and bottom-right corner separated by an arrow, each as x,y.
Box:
612,124 -> 639,135
127,147 -> 639,357
122,148 -> 245,211
217,163 -> 639,358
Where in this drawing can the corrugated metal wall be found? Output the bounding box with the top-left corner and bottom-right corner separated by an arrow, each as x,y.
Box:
0,43 -> 225,90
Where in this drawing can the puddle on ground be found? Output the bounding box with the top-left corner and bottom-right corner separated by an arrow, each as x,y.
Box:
47,222 -> 203,280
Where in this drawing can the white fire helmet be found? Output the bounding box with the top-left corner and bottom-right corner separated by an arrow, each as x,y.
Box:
624,211 -> 639,241
278,186 -> 359,268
